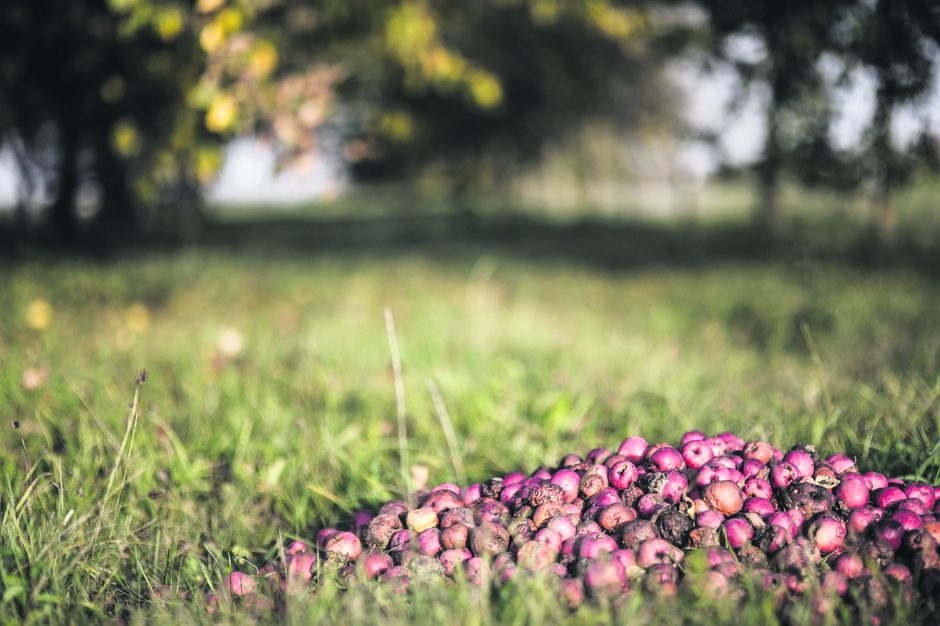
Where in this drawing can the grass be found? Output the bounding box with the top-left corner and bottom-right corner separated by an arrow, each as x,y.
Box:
1,205 -> 939,624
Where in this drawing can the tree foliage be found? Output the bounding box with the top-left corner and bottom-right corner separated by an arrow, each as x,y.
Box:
1,0 -> 673,240
0,0 -> 938,241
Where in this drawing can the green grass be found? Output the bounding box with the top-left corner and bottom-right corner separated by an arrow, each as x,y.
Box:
1,210 -> 939,624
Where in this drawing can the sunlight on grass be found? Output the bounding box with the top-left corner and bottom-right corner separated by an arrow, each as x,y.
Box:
1,236 -> 938,623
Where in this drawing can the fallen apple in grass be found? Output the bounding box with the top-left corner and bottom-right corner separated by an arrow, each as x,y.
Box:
213,431 -> 939,620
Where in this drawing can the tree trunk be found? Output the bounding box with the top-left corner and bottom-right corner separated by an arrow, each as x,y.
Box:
756,101 -> 782,230
167,160 -> 206,238
51,115 -> 79,243
757,172 -> 779,229
756,59 -> 789,232
869,99 -> 895,246
870,184 -> 895,245
94,133 -> 136,235
9,136 -> 34,230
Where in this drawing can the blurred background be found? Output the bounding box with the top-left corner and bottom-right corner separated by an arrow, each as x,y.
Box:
1,0 -> 939,247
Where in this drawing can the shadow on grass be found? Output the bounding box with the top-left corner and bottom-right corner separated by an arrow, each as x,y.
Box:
2,209 -> 939,273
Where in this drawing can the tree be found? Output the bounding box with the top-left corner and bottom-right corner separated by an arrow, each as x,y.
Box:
1,0 -> 678,243
183,0 -> 677,194
694,0 -> 940,235
0,0 -> 202,241
694,1 -> 856,227
337,1 -> 673,193
843,0 -> 940,241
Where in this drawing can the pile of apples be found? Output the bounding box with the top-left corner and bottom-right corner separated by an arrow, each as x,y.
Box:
212,432 -> 940,618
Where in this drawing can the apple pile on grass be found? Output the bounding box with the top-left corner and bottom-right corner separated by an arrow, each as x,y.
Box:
213,432 -> 940,616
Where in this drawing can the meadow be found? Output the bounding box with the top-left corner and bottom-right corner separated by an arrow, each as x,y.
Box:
1,202 -> 939,624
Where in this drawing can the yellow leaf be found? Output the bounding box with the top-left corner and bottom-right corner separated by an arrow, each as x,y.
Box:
421,46 -> 465,83
380,111 -> 414,141
386,1 -> 438,60
248,40 -> 278,78
155,7 -> 184,41
26,299 -> 52,330
199,21 -> 225,52
196,147 -> 223,181
196,0 -> 225,14
217,7 -> 243,33
108,0 -> 139,13
585,2 -> 640,40
125,303 -> 151,333
111,119 -> 141,156
467,70 -> 503,109
205,94 -> 237,132
529,0 -> 560,25
186,80 -> 217,108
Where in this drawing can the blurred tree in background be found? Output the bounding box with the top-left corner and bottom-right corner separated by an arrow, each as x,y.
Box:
846,0 -> 940,239
696,1 -> 853,228
697,0 -> 940,237
0,0 -> 673,241
0,0 -> 938,243
0,0 -> 202,240
338,1 -> 674,195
